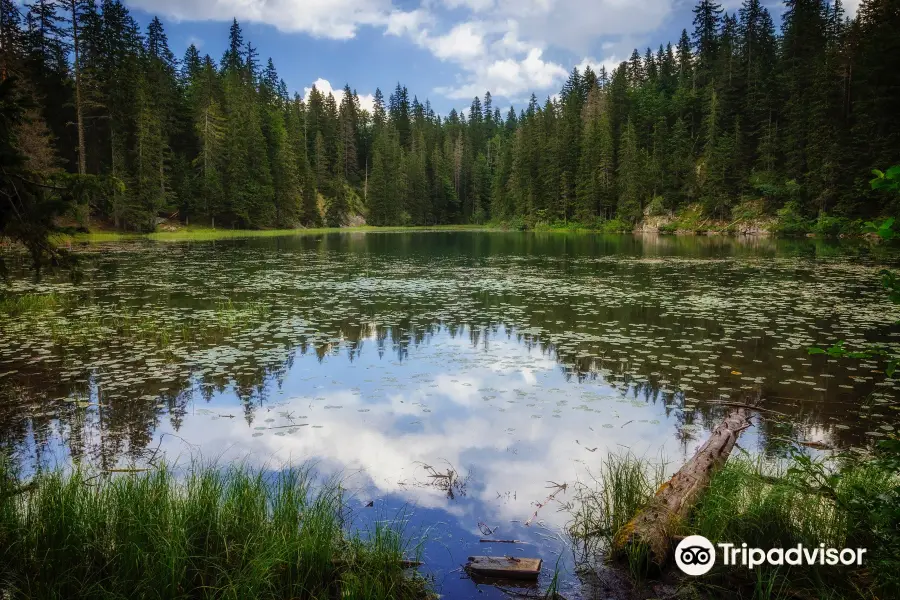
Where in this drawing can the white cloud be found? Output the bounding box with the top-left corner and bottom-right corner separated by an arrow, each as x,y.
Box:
126,0 -> 415,39
303,78 -> 377,114
494,0 -> 673,55
125,0 -> 686,104
435,48 -> 567,100
426,21 -> 486,61
384,9 -> 433,39
385,14 -> 568,101
576,55 -> 623,76
491,22 -> 530,55
440,0 -> 496,11
154,332 -> 702,534
384,1 -> 660,101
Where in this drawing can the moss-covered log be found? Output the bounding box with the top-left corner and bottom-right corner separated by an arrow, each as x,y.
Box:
612,408 -> 751,566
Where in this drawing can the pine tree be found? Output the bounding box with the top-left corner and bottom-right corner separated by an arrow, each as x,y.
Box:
617,118 -> 645,222
191,55 -> 224,223
406,128 -> 428,224
1,0 -> 26,76
4,0 -> 899,234
267,104 -> 300,226
559,68 -> 584,220
388,83 -> 410,147
338,84 -> 358,182
134,72 -> 167,230
57,0 -> 89,174
669,116 -> 697,207
325,174 -> 347,227
575,86 -> 615,221
692,0 -> 724,88
367,129 -> 396,225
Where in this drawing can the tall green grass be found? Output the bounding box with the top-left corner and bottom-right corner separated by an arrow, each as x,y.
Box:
691,453 -> 898,597
569,452 -> 665,561
569,450 -> 899,598
0,460 -> 428,599
0,293 -> 63,317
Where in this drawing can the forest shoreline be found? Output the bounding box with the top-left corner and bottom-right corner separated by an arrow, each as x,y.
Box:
38,218 -> 883,246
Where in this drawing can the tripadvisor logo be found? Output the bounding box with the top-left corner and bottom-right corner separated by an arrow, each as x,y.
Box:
675,535 -> 716,575
675,535 -> 867,576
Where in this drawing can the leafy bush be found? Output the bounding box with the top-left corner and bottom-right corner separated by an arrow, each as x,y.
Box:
813,214 -> 865,236
730,199 -> 766,221
646,196 -> 667,217
871,165 -> 900,194
598,218 -> 633,233
657,222 -> 678,234
772,200 -> 813,234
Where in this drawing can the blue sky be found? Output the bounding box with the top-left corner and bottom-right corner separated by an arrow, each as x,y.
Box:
119,0 -> 856,115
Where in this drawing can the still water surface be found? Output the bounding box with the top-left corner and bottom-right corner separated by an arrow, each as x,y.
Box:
2,232 -> 899,597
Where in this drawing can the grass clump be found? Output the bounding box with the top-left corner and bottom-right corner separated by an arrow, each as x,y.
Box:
0,459 -> 428,600
691,445 -> 900,598
569,452 -> 665,562
0,293 -> 63,317
569,445 -> 900,598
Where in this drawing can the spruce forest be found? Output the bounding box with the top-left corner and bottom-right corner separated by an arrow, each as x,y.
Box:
1,0 -> 898,233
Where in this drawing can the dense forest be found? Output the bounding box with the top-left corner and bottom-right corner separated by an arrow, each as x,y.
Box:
0,0 -> 898,234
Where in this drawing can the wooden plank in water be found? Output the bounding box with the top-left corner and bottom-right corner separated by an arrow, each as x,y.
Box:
465,556 -> 542,580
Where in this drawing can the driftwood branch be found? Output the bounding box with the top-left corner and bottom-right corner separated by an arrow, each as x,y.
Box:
612,408 -> 751,565
0,480 -> 37,501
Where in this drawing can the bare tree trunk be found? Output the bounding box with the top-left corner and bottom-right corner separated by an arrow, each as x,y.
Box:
612,408 -> 751,566
111,129 -> 119,228
68,0 -> 86,176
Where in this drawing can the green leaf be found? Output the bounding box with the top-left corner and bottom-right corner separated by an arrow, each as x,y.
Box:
808,347 -> 826,355
827,340 -> 846,356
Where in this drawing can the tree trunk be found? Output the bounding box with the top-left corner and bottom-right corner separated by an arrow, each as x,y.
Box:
612,407 -> 751,566
69,0 -> 86,176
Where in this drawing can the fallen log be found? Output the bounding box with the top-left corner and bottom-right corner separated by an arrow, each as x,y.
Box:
612,407 -> 751,566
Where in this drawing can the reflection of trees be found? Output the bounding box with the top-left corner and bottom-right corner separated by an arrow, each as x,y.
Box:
2,311 -> 878,468
1,232 -> 896,469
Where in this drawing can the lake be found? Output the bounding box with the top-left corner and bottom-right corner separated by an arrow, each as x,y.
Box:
2,231 -> 899,598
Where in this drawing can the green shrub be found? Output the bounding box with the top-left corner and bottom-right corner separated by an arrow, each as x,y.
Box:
730,199 -> 766,221
646,196 -> 667,217
599,218 -> 633,233
813,214 -> 865,236
772,200 -> 813,235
